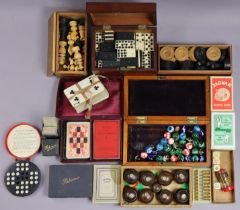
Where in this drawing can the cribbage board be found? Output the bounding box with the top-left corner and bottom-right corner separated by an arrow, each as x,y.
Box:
66,122 -> 90,159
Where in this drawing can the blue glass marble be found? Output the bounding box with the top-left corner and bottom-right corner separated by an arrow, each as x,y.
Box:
156,143 -> 164,151
193,125 -> 201,133
160,138 -> 168,145
144,145 -> 154,154
185,156 -> 192,162
148,154 -> 156,161
182,126 -> 187,133
162,155 -> 170,162
199,155 -> 205,162
167,126 -> 174,133
179,132 -> 186,140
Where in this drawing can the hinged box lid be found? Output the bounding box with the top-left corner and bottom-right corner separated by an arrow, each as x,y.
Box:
124,75 -> 210,122
86,2 -> 156,26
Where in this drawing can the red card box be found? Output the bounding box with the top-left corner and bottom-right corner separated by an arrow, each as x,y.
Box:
56,77 -> 122,119
211,76 -> 233,111
93,120 -> 121,160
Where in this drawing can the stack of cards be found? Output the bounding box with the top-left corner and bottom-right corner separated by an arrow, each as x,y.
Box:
64,75 -> 109,113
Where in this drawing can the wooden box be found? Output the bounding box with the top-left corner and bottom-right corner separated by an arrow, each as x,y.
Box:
212,151 -> 235,203
56,77 -> 123,163
86,2 -> 157,75
123,75 -> 211,167
158,44 -> 232,75
121,166 -> 192,207
48,11 -> 88,77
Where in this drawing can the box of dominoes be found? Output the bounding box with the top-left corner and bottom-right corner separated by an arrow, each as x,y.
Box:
123,75 -> 211,167
86,2 -> 157,75
48,11 -> 88,77
121,166 -> 192,207
56,76 -> 123,163
158,44 -> 232,75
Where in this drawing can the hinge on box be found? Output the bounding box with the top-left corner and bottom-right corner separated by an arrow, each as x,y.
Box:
187,117 -> 198,124
103,24 -> 111,30
158,162 -> 176,166
120,67 -> 128,71
138,24 -> 147,30
136,116 -> 147,124
157,76 -> 166,80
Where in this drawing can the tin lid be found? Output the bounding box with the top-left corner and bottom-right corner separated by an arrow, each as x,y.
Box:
5,123 -> 41,160
87,2 -> 156,26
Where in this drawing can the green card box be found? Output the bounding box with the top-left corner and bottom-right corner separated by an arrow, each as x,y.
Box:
211,112 -> 235,150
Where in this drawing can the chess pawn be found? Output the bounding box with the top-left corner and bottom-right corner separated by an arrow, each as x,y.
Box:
70,31 -> 79,41
72,47 -> 83,71
69,20 -> 77,26
69,58 -> 74,66
58,41 -> 67,65
68,40 -> 74,56
79,25 -> 85,41
63,64 -> 70,70
59,54 -> 65,65
69,65 -> 75,71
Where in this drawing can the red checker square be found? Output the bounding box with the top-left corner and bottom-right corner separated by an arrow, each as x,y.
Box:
72,132 -> 77,137
80,132 -> 85,138
80,143 -> 84,148
72,143 -> 77,148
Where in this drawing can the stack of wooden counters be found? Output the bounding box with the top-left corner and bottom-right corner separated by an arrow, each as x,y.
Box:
58,17 -> 85,71
159,45 -> 230,71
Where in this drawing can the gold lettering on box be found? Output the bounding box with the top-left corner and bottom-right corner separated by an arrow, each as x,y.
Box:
44,144 -> 57,152
62,176 -> 80,185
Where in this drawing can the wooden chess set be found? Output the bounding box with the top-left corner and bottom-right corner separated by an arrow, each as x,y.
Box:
3,2 -> 235,207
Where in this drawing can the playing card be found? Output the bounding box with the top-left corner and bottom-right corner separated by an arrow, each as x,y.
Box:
66,122 -> 90,159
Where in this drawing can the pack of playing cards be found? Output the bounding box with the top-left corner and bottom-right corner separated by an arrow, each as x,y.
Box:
211,112 -> 235,150
65,122 -> 91,159
210,77 -> 233,111
64,74 -> 109,113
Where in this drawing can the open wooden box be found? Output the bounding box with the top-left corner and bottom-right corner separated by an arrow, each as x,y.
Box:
120,166 -> 192,207
158,44 -> 232,75
123,75 -> 211,167
87,2 -> 157,75
212,150 -> 235,203
48,11 -> 88,77
55,77 -> 123,163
